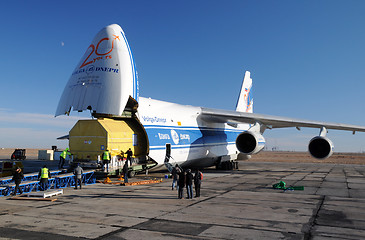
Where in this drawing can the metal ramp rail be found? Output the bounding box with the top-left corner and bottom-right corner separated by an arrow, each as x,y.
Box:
2,178 -> 57,196
56,173 -> 75,188
0,170 -> 95,197
0,170 -> 62,185
55,171 -> 96,188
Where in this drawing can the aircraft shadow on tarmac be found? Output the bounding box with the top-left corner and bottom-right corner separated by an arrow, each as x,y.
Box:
63,192 -> 179,200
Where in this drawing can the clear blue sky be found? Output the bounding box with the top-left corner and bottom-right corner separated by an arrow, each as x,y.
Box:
1,1 -> 365,152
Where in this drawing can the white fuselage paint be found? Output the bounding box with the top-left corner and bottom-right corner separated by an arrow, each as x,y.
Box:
137,97 -> 250,169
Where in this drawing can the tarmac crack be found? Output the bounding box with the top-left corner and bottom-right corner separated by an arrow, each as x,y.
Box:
314,165 -> 334,195
93,227 -> 128,240
116,187 -> 235,238
302,195 -> 325,240
343,168 -> 351,198
0,226 -> 89,240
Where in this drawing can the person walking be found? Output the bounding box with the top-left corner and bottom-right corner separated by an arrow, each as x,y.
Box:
38,165 -> 51,191
178,169 -> 185,199
125,148 -> 133,165
11,167 -> 24,196
73,164 -> 84,189
59,148 -> 71,169
171,164 -> 179,190
194,169 -> 203,197
186,169 -> 193,199
122,159 -> 129,183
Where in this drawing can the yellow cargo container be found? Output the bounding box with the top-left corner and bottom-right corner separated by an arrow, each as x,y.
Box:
69,118 -> 148,162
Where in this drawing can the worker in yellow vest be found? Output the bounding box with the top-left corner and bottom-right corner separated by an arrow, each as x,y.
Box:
38,165 -> 51,191
59,148 -> 71,169
101,150 -> 111,172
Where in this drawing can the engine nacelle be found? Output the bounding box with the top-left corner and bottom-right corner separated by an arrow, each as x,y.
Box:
308,136 -> 333,159
236,131 -> 266,155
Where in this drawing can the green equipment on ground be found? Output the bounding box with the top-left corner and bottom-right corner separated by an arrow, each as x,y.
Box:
272,181 -> 304,191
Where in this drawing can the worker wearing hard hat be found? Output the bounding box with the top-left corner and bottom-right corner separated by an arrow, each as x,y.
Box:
59,148 -> 71,169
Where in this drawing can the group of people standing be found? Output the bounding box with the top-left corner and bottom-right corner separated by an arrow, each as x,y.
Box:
37,164 -> 84,191
11,160 -> 84,196
171,165 -> 203,199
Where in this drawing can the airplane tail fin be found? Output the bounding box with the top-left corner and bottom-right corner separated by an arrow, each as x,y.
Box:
235,71 -> 253,113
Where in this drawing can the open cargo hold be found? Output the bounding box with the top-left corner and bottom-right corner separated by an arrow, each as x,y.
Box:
69,118 -> 153,174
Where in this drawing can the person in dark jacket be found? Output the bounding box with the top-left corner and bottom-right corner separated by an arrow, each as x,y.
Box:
185,169 -> 193,199
125,148 -> 133,166
171,164 -> 179,190
12,167 -> 24,196
194,169 -> 203,197
122,160 -> 129,183
177,169 -> 185,199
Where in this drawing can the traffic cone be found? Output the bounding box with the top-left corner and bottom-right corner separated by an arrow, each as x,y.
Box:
103,177 -> 112,183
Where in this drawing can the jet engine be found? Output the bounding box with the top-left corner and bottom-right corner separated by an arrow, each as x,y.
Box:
236,131 -> 265,155
308,136 -> 333,159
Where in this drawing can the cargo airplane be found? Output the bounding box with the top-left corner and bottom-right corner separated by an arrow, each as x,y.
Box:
56,24 -> 365,172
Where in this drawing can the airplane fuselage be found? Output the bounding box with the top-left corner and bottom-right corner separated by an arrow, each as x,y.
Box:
57,24 -> 365,173
137,97 -> 250,169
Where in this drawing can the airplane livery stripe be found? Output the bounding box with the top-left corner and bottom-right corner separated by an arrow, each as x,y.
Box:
143,124 -> 246,133
149,142 -> 237,150
120,31 -> 138,101
143,124 -> 244,149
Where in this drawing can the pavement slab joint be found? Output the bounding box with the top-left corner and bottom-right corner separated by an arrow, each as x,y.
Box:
1,159 -> 365,239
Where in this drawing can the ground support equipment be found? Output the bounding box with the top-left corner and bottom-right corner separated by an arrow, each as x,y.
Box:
0,170 -> 62,185
0,171 -> 95,197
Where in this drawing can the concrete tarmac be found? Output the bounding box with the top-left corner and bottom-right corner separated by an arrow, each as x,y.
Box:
1,161 -> 365,239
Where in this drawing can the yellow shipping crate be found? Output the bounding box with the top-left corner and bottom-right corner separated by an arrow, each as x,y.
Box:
69,118 -> 148,161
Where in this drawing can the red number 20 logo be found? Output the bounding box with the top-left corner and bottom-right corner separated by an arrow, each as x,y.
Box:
80,35 -> 120,69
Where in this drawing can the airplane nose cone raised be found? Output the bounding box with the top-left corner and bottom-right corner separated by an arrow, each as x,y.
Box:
55,24 -> 138,117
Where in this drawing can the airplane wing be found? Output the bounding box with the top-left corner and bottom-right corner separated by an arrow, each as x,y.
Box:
57,135 -> 69,140
200,107 -> 365,133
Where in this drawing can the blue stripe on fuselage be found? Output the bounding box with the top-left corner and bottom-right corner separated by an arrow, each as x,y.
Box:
143,124 -> 242,150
